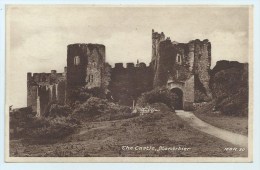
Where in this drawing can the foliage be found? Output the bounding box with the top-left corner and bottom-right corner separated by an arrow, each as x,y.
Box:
9,107 -> 35,139
137,86 -> 177,109
47,104 -> 72,118
210,67 -> 248,116
24,116 -> 79,143
10,106 -> 79,143
72,97 -> 135,121
68,87 -> 106,106
216,88 -> 248,116
73,97 -> 108,117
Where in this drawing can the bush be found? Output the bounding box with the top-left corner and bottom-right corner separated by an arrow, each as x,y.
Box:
23,116 -> 79,144
47,104 -> 72,118
107,103 -> 136,120
220,103 -> 240,115
10,105 -> 79,143
72,97 -> 135,121
216,88 -> 248,116
10,107 -> 35,139
68,87 -> 106,105
10,106 -> 79,143
137,86 -> 177,109
73,97 -> 109,117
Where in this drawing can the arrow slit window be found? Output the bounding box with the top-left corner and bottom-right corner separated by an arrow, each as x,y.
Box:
74,56 -> 80,65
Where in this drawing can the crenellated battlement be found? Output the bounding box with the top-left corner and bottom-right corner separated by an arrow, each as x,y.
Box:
27,69 -> 66,87
112,62 -> 149,70
110,62 -> 153,105
27,69 -> 67,115
67,43 -> 105,49
152,29 -> 165,40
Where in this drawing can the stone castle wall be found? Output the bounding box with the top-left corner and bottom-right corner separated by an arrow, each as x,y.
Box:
27,29 -> 214,114
109,62 -> 153,105
66,43 -> 105,104
67,43 -> 105,88
151,29 -> 165,70
192,39 -> 212,102
27,70 -> 66,116
151,30 -> 213,107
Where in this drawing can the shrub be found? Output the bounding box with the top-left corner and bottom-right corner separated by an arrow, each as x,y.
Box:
137,86 -> 177,109
72,97 -> 136,121
68,87 -> 106,105
23,116 -> 79,144
47,104 -> 72,118
10,107 -> 35,139
10,105 -> 79,143
73,97 -> 109,117
212,85 -> 248,116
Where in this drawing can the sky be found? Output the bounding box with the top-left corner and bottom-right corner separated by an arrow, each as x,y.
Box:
6,5 -> 250,108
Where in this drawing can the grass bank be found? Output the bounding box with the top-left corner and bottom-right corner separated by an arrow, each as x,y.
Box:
193,101 -> 248,136
10,104 -> 247,157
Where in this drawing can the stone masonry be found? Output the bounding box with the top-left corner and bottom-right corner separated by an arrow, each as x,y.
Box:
27,30 -> 213,115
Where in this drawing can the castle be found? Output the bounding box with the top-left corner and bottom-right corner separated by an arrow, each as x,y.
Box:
27,30 -> 212,116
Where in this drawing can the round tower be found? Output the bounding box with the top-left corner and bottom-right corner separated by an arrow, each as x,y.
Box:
66,43 -> 105,88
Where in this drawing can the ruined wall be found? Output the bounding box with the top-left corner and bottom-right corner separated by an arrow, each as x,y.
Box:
67,43 -> 105,88
151,29 -> 165,73
153,40 -> 192,87
153,39 -> 177,87
86,45 -> 105,89
191,39 -> 212,102
170,43 -> 191,83
56,81 -> 66,104
67,44 -> 88,87
66,43 -> 105,104
210,60 -> 248,99
27,82 -> 38,112
171,40 -> 212,102
109,63 -> 153,105
38,85 -> 50,116
27,70 -> 66,115
27,30 -> 214,114
183,75 -> 194,110
151,30 -> 212,109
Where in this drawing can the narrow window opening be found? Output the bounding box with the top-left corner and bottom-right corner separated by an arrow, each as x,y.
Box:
177,55 -> 181,63
88,75 -> 91,82
74,56 -> 80,65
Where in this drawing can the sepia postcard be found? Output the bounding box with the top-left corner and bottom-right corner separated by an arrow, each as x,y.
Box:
5,5 -> 253,162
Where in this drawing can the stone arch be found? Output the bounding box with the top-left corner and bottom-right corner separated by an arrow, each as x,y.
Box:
170,88 -> 183,110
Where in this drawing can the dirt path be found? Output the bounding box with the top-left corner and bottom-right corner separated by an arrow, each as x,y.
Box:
176,110 -> 248,148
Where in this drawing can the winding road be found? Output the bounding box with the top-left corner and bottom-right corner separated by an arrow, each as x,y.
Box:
175,110 -> 248,148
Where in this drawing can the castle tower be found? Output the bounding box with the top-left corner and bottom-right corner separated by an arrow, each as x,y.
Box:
27,72 -> 39,112
86,44 -> 106,89
151,29 -> 165,71
66,43 -> 106,89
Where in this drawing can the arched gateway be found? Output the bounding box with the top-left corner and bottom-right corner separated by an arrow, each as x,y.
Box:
170,88 -> 183,110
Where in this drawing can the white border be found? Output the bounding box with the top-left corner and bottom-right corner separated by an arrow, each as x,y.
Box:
1,0 -> 260,170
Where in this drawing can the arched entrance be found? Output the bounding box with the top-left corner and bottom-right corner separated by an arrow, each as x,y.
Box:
170,88 -> 183,110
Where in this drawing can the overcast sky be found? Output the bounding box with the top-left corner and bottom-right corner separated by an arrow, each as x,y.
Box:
6,5 -> 250,108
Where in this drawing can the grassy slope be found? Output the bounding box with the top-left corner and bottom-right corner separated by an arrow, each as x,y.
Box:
193,101 -> 248,136
10,105 -> 247,157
